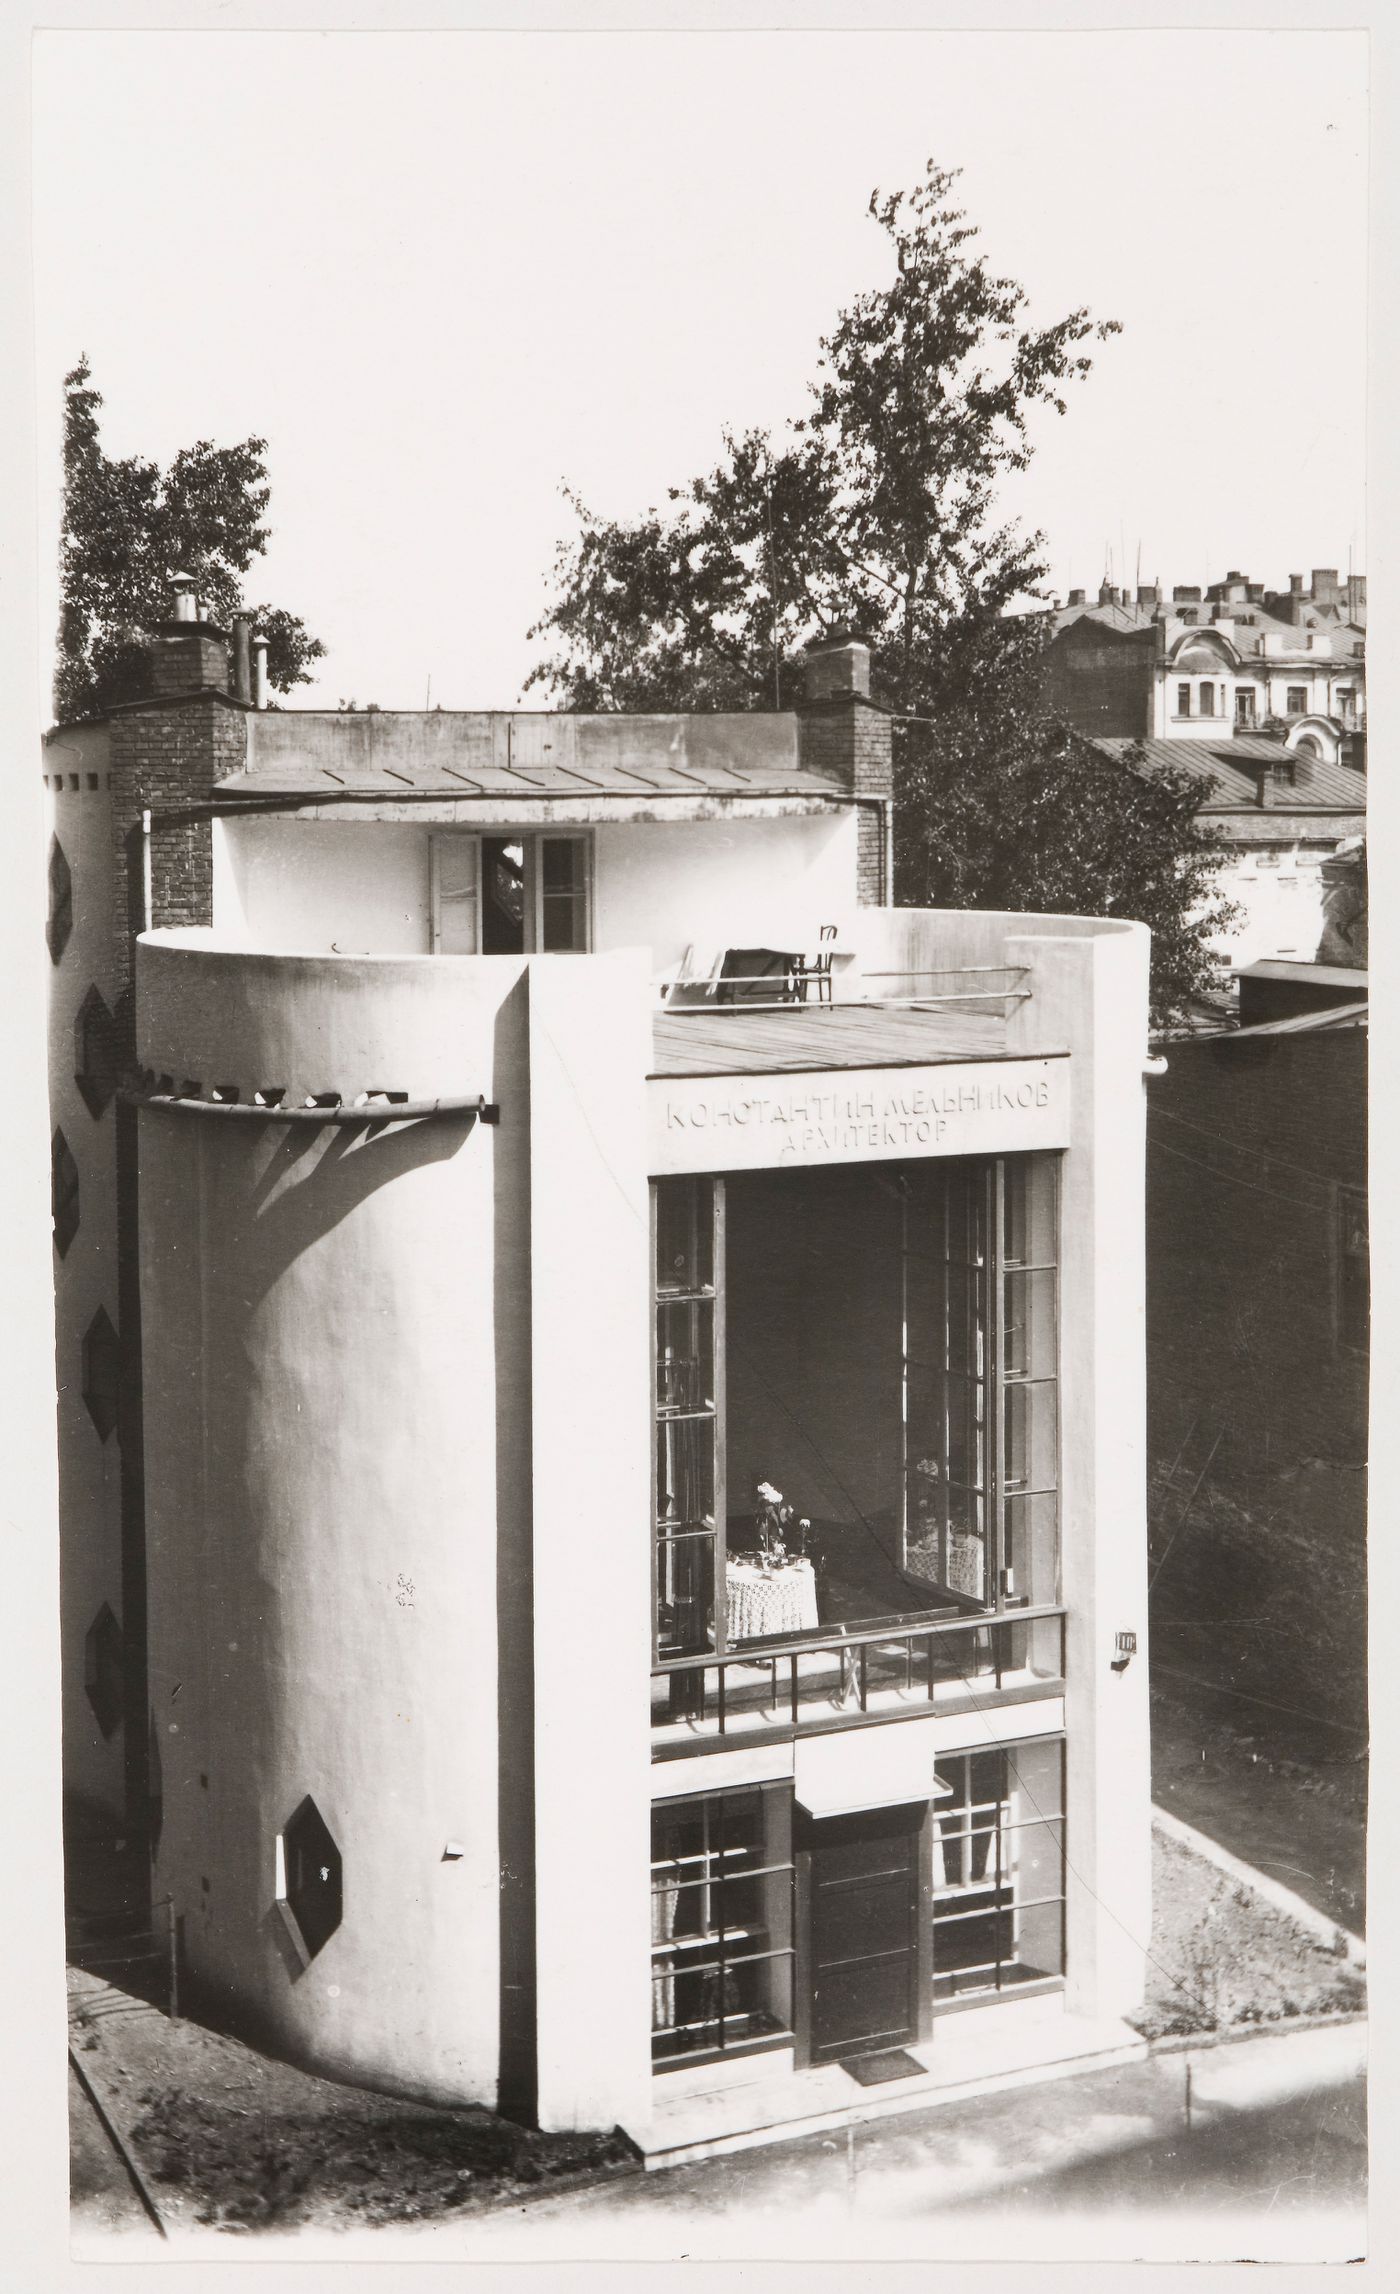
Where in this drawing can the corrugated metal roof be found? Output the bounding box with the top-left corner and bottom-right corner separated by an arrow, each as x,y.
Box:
1090,736 -> 1368,815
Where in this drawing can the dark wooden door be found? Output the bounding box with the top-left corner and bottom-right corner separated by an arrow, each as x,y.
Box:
802,1803 -> 924,2062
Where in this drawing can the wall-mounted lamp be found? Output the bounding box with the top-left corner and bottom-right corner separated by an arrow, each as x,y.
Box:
442,1841 -> 466,1862
1111,1630 -> 1138,1675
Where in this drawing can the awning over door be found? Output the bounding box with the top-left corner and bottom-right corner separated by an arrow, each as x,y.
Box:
794,1720 -> 954,1819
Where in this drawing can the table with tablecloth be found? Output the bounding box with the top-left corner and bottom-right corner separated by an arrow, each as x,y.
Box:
724,1555 -> 820,1640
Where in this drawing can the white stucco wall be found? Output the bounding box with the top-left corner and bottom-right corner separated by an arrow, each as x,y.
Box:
1206,845 -> 1336,968
591,814 -> 859,971
44,724 -> 125,1817
213,810 -> 860,970
214,818 -> 433,953
136,938 -> 532,2108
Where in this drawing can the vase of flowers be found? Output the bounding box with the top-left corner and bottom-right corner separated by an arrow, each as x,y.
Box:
754,1481 -> 810,1565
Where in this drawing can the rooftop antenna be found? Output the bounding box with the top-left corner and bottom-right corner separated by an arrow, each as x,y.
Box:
425,673 -> 432,711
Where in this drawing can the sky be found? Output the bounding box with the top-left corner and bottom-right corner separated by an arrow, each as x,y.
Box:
31,24 -> 1368,714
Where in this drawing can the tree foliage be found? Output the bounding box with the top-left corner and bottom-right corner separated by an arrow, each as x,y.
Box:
528,161 -> 1235,1025
55,355 -> 324,722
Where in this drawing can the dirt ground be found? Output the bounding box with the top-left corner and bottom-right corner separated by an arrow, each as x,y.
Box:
68,1987 -> 637,2236
1131,1827 -> 1364,2042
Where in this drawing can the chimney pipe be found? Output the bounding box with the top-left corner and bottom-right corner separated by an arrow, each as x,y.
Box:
230,612 -> 254,704
252,635 -> 269,710
171,572 -> 198,623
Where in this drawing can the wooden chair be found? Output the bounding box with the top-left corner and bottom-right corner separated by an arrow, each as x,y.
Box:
792,924 -> 838,1005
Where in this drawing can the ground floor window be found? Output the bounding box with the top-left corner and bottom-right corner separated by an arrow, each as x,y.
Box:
651,1785 -> 795,2066
653,1739 -> 1066,2072
932,1739 -> 1065,2002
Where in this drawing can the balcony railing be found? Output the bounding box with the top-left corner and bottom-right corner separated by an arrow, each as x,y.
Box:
652,1606 -> 1066,1753
655,958 -> 1030,1017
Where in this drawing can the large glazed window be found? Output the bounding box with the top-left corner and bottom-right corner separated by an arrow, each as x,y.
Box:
654,1177 -> 722,1662
933,1739 -> 1065,2002
651,1156 -> 1060,1661
651,1785 -> 794,2066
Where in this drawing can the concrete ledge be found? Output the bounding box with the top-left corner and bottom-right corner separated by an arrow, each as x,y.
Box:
1151,1804 -> 1365,1968
627,2005 -> 1148,2170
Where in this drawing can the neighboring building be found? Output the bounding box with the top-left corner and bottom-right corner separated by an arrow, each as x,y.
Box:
47,599 -> 1152,2154
1042,567 -> 1366,761
1146,969 -> 1368,1735
1086,734 -> 1366,971
1036,569 -> 1366,972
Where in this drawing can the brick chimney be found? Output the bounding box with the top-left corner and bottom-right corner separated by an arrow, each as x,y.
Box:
106,578 -> 251,1057
802,629 -> 871,701
149,576 -> 232,698
796,630 -> 892,905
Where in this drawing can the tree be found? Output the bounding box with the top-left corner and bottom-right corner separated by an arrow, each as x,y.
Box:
55,355 -> 325,722
527,161 -> 1235,1024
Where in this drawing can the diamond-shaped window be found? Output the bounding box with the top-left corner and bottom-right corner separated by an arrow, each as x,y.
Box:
82,1306 -> 121,1443
47,836 -> 73,965
84,1603 -> 124,1738
279,1796 -> 343,1963
52,1128 -> 80,1257
75,984 -> 120,1120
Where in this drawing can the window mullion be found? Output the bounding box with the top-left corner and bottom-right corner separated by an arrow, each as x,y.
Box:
990,1161 -> 1006,1609
650,1183 -> 660,1665
714,1177 -> 728,1656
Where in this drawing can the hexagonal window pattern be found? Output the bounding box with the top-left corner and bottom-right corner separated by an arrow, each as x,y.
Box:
84,1604 -> 124,1738
74,984 -> 120,1120
82,1306 -> 121,1443
47,835 -> 73,965
52,1127 -> 80,1257
279,1797 -> 343,1963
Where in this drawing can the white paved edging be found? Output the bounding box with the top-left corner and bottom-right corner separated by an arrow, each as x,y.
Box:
1152,1802 -> 1365,1968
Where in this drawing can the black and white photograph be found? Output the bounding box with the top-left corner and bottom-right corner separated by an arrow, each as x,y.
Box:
1,2 -> 1383,2280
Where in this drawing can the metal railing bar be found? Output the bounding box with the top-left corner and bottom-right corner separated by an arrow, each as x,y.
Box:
657,991 -> 1033,1012
654,1603 -> 1065,1671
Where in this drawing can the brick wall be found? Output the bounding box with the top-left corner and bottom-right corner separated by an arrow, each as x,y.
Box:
1043,623 -> 1155,737
796,696 -> 893,904
107,694 -> 249,1057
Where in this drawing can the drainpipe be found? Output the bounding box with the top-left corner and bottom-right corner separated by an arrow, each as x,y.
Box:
141,808 -> 153,932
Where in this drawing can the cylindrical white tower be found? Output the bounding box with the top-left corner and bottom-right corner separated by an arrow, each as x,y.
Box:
137,938 -> 530,2105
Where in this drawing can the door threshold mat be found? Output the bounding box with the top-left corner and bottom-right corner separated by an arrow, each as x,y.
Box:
839,2048 -> 926,2086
